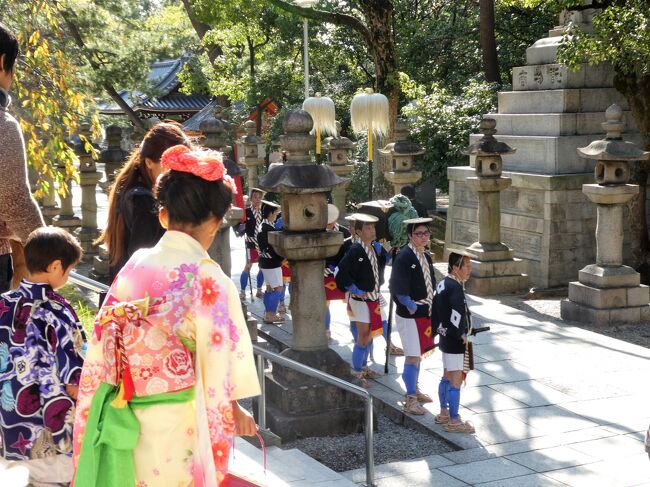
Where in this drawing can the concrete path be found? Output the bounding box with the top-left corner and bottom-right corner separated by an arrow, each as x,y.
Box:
230,232 -> 650,486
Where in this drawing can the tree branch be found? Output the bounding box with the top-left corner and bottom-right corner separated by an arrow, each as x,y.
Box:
181,0 -> 224,65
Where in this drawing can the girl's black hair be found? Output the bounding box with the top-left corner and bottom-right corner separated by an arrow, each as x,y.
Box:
261,202 -> 279,219
407,222 -> 429,236
448,252 -> 466,273
0,23 -> 19,73
155,170 -> 232,225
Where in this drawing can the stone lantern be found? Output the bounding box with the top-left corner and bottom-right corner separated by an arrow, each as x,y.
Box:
379,118 -> 424,194
38,172 -> 61,225
462,117 -> 528,295
561,105 -> 650,325
239,120 -> 265,191
257,109 -> 365,440
200,106 -> 245,277
100,125 -> 127,190
325,121 -> 355,219
74,124 -> 102,263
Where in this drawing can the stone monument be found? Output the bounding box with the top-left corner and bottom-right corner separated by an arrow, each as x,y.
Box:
100,125 -> 127,190
258,109 -> 365,440
325,121 -> 355,219
379,118 -> 423,195
561,105 -> 650,325
37,172 -> 60,225
463,118 -> 528,295
445,6 -> 642,289
239,120 -> 265,192
52,159 -> 81,230
74,125 -> 101,263
201,106 -> 245,277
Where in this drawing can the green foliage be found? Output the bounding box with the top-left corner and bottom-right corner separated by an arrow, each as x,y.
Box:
401,74 -> 498,192
346,160 -> 370,208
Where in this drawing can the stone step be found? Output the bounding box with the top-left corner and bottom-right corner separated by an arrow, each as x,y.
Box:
512,63 -> 614,91
489,111 -> 638,137
498,88 -> 628,114
232,438 -> 357,486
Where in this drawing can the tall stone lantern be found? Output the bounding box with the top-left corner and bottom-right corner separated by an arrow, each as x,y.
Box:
239,120 -> 265,192
100,125 -> 127,189
561,105 -> 650,325
462,117 -> 528,295
201,106 -> 245,277
75,124 -> 102,263
38,172 -> 61,225
258,109 -> 365,440
325,121 -> 355,219
379,118 -> 423,195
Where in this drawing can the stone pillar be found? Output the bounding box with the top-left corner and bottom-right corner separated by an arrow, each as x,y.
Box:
101,125 -> 127,190
379,119 -> 423,195
200,106 -> 246,277
239,120 -> 265,192
38,172 -> 61,225
325,121 -> 355,219
561,105 -> 650,325
463,118 -> 528,295
75,124 -> 102,263
52,162 -> 81,230
258,109 -> 363,440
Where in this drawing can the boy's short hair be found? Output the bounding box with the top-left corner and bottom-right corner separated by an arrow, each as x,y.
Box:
24,227 -> 83,273
0,23 -> 19,73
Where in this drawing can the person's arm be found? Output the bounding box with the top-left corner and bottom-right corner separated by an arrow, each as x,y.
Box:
334,245 -> 359,293
0,119 -> 44,243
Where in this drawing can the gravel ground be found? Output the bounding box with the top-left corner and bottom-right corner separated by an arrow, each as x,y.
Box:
499,295 -> 650,349
238,399 -> 454,472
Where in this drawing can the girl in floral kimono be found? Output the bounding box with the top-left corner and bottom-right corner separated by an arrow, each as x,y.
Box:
73,145 -> 260,487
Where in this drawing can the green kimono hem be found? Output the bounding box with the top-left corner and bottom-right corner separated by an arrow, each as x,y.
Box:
74,382 -> 194,487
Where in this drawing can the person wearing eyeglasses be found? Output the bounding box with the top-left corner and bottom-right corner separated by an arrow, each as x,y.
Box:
432,251 -> 475,433
389,218 -> 437,415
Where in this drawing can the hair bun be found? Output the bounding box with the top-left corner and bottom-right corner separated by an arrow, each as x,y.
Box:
161,145 -> 234,190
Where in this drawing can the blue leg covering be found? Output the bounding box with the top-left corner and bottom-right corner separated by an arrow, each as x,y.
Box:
239,270 -> 249,291
263,290 -> 271,312
438,378 -> 450,409
350,322 -> 358,342
280,284 -> 287,300
382,319 -> 389,341
402,363 -> 418,396
325,307 -> 331,330
352,344 -> 367,372
257,271 -> 264,289
448,386 -> 461,420
268,289 -> 282,313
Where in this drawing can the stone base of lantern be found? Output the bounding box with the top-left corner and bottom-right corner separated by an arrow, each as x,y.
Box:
40,205 -> 61,226
464,242 -> 529,296
52,214 -> 81,230
384,170 -> 422,195
258,348 -> 368,441
76,228 -> 100,264
561,264 -> 650,325
90,245 -> 111,283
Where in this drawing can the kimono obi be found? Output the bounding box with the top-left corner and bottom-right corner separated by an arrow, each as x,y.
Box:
95,297 -> 195,400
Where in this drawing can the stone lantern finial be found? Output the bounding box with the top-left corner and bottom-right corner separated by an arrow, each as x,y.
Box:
379,118 -> 424,194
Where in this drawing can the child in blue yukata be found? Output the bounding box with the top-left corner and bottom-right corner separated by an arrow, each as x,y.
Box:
0,227 -> 86,485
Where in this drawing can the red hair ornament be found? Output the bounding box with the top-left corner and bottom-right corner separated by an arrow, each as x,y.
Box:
160,145 -> 236,193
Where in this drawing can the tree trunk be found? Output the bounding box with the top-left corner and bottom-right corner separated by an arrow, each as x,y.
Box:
358,0 -> 399,137
614,72 -> 650,282
479,0 -> 500,84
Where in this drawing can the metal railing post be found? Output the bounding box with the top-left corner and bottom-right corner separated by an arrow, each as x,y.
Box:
256,353 -> 267,430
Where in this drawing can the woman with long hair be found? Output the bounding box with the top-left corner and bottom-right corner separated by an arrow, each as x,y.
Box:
73,145 -> 259,486
98,123 -> 192,280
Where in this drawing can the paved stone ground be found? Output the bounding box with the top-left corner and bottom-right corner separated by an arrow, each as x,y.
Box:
230,234 -> 650,486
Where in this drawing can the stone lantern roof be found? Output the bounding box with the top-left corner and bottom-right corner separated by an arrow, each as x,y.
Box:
463,117 -> 516,157
326,121 -> 356,150
379,119 -> 424,157
577,104 -> 650,162
259,109 -> 347,194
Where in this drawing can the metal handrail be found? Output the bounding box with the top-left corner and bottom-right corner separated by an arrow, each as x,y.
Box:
69,272 -> 110,293
67,272 -> 376,487
253,344 -> 375,487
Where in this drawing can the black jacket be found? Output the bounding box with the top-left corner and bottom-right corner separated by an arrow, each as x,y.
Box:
433,276 -> 469,354
335,242 -> 387,294
389,246 -> 435,319
110,186 -> 164,280
258,221 -> 283,269
325,226 -> 352,270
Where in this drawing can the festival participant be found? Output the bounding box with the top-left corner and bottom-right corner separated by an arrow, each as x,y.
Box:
273,212 -> 291,315
257,200 -> 284,324
433,251 -> 475,433
0,227 -> 85,485
324,204 -> 350,340
73,145 -> 260,486
98,122 -> 192,281
335,213 -> 389,387
389,218 -> 436,415
238,188 -> 265,300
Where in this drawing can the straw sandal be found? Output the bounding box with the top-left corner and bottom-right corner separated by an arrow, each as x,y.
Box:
444,420 -> 475,433
351,370 -> 369,388
415,387 -> 433,403
256,289 -> 264,298
388,344 -> 404,356
403,395 -> 426,416
263,312 -> 284,324
363,367 -> 381,379
434,411 -> 450,424
277,302 -> 287,314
